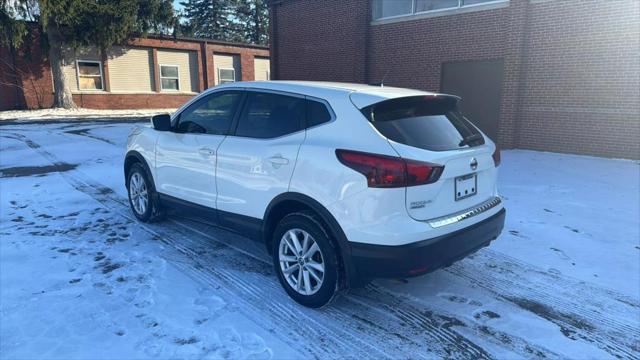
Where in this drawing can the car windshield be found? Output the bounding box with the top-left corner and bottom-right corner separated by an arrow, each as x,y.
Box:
360,95 -> 484,151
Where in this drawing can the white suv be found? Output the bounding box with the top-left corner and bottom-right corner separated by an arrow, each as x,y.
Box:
125,81 -> 505,307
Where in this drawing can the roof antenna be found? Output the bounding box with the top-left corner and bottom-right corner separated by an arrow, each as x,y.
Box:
369,69 -> 391,87
379,69 -> 391,87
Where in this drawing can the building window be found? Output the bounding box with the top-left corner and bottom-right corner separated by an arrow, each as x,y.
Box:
372,0 -> 505,20
415,0 -> 459,12
372,0 -> 413,19
218,68 -> 236,84
76,60 -> 104,91
160,64 -> 180,91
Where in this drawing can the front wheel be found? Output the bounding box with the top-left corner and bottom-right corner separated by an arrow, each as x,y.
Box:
272,211 -> 340,308
127,163 -> 161,222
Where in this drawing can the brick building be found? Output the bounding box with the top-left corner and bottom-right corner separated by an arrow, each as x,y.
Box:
0,28 -> 269,111
269,0 -> 639,159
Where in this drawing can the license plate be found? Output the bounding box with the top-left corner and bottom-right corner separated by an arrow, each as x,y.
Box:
455,173 -> 477,201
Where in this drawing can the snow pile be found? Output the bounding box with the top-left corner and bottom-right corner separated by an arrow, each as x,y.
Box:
0,108 -> 176,122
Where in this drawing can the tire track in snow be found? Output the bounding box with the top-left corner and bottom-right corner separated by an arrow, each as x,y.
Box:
9,129 -> 514,359
167,218 -> 495,359
64,127 -> 117,145
350,284 -> 558,359
6,131 -> 444,358
448,251 -> 640,359
7,131 -> 378,359
162,215 -> 561,359
12,127 -> 637,359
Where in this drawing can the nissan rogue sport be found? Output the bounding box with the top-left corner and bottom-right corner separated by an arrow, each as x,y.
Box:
125,81 -> 506,308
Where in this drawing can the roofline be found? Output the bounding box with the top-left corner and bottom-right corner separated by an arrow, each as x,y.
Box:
147,34 -> 269,50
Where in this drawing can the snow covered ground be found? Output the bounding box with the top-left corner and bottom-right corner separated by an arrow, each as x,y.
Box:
0,108 -> 176,123
1,120 -> 638,359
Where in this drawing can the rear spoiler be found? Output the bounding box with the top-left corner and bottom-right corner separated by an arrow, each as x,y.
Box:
350,90 -> 460,109
359,95 -> 462,122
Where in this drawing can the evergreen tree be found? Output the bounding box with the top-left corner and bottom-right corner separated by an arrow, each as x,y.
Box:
233,0 -> 268,45
0,0 -> 176,109
179,0 -> 233,41
179,0 -> 268,45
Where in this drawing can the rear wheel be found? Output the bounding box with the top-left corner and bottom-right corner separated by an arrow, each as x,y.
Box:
272,211 -> 339,308
127,163 -> 162,222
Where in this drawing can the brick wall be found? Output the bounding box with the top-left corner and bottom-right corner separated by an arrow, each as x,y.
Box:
271,0 -> 640,159
518,0 -> 639,158
0,28 -> 55,110
367,3 -> 518,148
206,43 -> 269,87
0,30 -> 269,111
271,0 -> 370,82
0,45 -> 22,109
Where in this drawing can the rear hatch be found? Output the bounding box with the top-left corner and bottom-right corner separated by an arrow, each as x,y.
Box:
357,95 -> 498,221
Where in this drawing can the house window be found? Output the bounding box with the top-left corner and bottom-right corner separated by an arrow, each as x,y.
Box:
218,68 -> 236,84
372,0 -> 505,20
159,65 -> 180,91
76,60 -> 103,90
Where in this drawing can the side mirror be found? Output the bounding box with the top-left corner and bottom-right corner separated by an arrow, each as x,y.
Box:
152,114 -> 171,131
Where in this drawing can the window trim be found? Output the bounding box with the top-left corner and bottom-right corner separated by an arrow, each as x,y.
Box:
75,60 -> 104,91
159,64 -> 180,92
217,67 -> 236,84
170,87 -> 337,140
372,0 -> 509,22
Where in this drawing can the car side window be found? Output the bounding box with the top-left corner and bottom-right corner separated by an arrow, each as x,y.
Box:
306,99 -> 332,128
175,91 -> 242,135
235,92 -> 305,139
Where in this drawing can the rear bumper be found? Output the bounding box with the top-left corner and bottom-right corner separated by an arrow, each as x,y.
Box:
349,208 -> 505,280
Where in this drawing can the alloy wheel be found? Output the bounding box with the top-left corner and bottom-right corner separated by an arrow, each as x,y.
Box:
129,172 -> 148,215
278,228 -> 325,296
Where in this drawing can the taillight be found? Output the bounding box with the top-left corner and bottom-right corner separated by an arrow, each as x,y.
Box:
336,150 -> 405,187
492,146 -> 501,167
336,149 -> 443,188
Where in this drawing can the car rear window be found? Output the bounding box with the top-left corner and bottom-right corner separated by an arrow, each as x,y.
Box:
360,96 -> 484,151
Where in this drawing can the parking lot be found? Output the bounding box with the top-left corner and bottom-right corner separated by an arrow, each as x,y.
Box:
1,120 -> 638,359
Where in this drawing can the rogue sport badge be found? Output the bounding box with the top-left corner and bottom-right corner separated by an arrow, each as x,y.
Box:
470,157 -> 478,171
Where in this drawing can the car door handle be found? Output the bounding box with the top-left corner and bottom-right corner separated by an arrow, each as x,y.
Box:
267,155 -> 289,166
198,147 -> 215,156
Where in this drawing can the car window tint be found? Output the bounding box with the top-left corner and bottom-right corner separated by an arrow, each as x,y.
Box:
176,91 -> 242,135
361,96 -> 484,151
235,92 -> 304,138
306,100 -> 332,128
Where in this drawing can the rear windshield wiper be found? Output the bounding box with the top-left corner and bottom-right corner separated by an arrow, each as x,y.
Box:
459,133 -> 483,147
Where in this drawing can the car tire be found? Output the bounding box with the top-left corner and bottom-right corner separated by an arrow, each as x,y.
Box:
127,163 -> 162,222
272,211 -> 340,308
